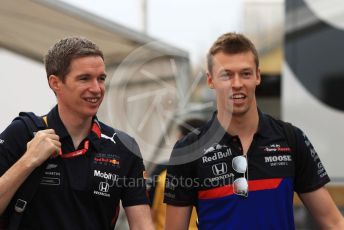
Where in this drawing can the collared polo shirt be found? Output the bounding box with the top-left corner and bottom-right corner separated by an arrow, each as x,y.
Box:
164,110 -> 330,230
0,106 -> 148,230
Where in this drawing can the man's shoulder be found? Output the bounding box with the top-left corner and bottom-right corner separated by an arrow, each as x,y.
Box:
266,113 -> 303,132
97,121 -> 143,159
0,114 -> 33,159
261,112 -> 305,146
97,121 -> 136,145
98,121 -> 131,136
1,113 -> 37,138
176,127 -> 203,147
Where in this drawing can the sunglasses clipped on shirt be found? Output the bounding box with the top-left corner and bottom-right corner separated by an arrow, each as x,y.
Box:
232,155 -> 249,197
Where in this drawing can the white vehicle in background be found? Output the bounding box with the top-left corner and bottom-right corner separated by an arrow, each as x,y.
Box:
283,0 -> 344,212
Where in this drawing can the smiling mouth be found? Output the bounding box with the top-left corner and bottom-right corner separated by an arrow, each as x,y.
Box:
230,93 -> 246,100
85,97 -> 101,103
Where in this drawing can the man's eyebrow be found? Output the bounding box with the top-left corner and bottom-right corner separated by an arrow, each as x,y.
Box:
219,69 -> 232,73
76,73 -> 91,78
241,68 -> 253,71
75,73 -> 107,78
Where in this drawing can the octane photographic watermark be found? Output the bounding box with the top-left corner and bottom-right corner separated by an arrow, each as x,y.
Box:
106,41 -> 232,165
110,174 -> 235,190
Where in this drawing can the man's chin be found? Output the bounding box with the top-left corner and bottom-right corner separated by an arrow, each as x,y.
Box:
219,104 -> 248,117
231,107 -> 249,117
84,109 -> 99,118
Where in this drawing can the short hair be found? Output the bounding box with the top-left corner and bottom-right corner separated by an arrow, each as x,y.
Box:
207,32 -> 259,74
178,118 -> 206,137
44,36 -> 104,81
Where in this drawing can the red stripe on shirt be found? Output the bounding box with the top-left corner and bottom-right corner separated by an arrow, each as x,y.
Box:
198,178 -> 282,200
92,122 -> 101,138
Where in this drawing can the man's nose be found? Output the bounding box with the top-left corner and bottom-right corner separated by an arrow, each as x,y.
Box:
232,75 -> 243,88
89,79 -> 102,93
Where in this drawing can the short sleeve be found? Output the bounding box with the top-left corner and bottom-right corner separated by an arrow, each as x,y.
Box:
294,127 -> 330,193
120,138 -> 149,207
164,141 -> 197,207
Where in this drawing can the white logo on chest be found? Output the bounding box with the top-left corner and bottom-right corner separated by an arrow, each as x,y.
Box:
202,148 -> 232,163
101,132 -> 117,144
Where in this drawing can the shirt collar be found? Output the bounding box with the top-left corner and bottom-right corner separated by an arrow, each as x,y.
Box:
256,109 -> 275,138
46,105 -> 69,139
202,111 -> 234,143
46,105 -> 102,152
205,108 -> 273,141
89,117 -> 101,152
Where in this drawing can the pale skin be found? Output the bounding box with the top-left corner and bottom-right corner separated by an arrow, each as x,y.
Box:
165,51 -> 344,230
0,55 -> 154,229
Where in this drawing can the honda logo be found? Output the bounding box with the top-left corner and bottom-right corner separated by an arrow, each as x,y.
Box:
99,182 -> 110,192
212,163 -> 228,176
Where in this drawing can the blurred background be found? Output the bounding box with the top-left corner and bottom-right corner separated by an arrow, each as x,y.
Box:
1,0 -> 343,229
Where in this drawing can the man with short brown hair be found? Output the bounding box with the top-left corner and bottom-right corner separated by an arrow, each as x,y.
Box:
164,32 -> 344,229
0,37 -> 154,230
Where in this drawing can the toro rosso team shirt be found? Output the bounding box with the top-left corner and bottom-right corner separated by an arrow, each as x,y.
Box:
164,110 -> 330,230
0,106 -> 149,230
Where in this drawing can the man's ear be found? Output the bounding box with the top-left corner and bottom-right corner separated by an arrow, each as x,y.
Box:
207,72 -> 214,89
48,75 -> 61,92
256,68 -> 261,86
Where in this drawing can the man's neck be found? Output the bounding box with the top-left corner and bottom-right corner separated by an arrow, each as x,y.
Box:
217,106 -> 259,154
217,107 -> 259,138
58,106 -> 92,149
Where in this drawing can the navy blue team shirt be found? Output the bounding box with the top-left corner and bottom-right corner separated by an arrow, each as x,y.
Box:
0,106 -> 149,229
164,110 -> 330,230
